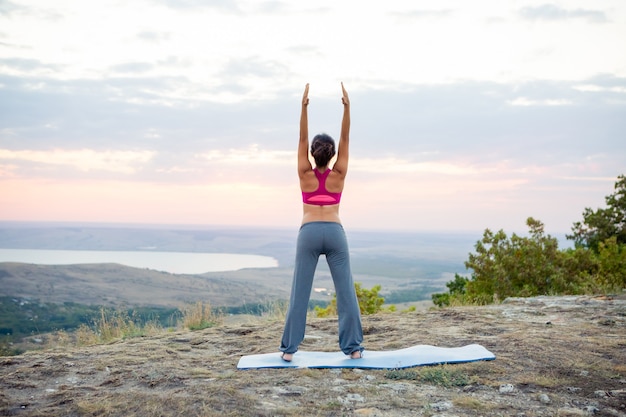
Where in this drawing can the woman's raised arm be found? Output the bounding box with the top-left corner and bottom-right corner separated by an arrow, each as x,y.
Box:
333,82 -> 350,177
297,83 -> 312,178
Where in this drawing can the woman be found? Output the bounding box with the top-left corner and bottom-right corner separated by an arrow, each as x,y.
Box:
280,83 -> 364,362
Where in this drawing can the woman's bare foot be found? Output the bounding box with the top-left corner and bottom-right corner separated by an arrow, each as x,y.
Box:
350,350 -> 362,359
281,352 -> 293,362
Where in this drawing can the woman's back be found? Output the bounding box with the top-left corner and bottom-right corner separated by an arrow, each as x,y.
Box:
298,83 -> 350,225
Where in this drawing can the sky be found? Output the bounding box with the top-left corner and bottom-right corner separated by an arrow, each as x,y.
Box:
0,0 -> 625,234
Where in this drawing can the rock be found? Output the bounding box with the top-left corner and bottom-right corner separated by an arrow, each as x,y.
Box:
273,386 -> 305,396
347,393 -> 365,403
499,383 -> 516,394
556,407 -> 587,416
385,383 -> 410,393
603,408 -> 626,416
430,401 -> 453,412
171,337 -> 190,343
538,393 -> 551,404
338,393 -> 365,406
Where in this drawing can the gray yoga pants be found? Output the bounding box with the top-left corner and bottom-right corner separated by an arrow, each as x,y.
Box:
280,221 -> 364,355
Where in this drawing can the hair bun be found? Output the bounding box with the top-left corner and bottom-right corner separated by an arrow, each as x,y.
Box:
311,134 -> 336,167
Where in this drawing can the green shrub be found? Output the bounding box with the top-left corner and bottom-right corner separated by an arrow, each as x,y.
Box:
433,215 -> 625,307
315,282 -> 385,317
432,274 -> 469,307
419,366 -> 470,387
463,218 -> 575,303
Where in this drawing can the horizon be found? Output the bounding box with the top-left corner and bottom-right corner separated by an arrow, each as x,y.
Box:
0,220 -> 577,250
0,218 -> 574,235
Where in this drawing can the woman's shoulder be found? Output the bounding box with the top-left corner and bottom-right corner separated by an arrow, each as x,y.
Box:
329,167 -> 347,180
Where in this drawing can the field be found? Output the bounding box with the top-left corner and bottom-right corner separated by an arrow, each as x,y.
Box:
1,295 -> 624,416
1,224 -> 624,415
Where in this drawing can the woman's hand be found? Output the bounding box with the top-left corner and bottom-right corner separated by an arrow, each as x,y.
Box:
302,83 -> 310,107
341,82 -> 349,107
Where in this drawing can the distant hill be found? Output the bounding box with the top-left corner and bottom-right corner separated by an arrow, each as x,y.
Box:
0,222 -> 477,276
0,222 -> 481,308
0,262 -> 292,308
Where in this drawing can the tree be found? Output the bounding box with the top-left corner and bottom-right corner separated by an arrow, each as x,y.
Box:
568,175 -> 626,252
466,218 -> 572,303
595,237 -> 626,290
436,218 -> 588,306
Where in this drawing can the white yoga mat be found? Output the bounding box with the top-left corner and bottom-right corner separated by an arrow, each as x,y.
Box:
237,344 -> 495,370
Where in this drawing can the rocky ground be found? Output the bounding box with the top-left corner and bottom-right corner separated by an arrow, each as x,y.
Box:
1,295 -> 625,416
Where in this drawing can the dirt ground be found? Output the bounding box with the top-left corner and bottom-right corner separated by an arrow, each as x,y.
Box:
1,295 -> 625,416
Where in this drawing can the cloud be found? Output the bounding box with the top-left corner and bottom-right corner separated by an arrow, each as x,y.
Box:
573,85 -> 626,94
389,9 -> 452,20
110,62 -> 155,75
1,70 -> 624,187
519,4 -> 608,23
0,163 -> 18,177
252,1 -> 291,14
150,0 -> 242,13
220,57 -> 291,80
0,58 -> 61,75
351,157 -> 480,176
0,149 -> 155,174
136,31 -> 172,43
0,1 -> 23,16
197,145 -> 293,166
507,97 -> 573,106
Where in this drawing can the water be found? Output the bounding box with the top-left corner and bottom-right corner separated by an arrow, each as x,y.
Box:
0,249 -> 278,274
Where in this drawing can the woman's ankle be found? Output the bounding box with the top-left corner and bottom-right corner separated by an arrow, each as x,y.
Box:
350,350 -> 362,359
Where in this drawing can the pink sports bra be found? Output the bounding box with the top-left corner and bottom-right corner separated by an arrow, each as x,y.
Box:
302,168 -> 342,206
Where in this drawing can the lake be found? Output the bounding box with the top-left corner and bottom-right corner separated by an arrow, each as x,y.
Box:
0,249 -> 278,274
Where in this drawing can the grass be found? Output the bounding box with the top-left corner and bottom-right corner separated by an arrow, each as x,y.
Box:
181,301 -> 222,331
70,301 -> 221,347
74,308 -> 163,345
452,395 -> 496,412
385,368 -> 419,381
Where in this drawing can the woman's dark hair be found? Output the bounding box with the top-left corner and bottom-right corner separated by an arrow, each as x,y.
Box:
311,133 -> 336,167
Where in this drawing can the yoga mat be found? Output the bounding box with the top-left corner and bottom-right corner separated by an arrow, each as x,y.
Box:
237,344 -> 495,370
